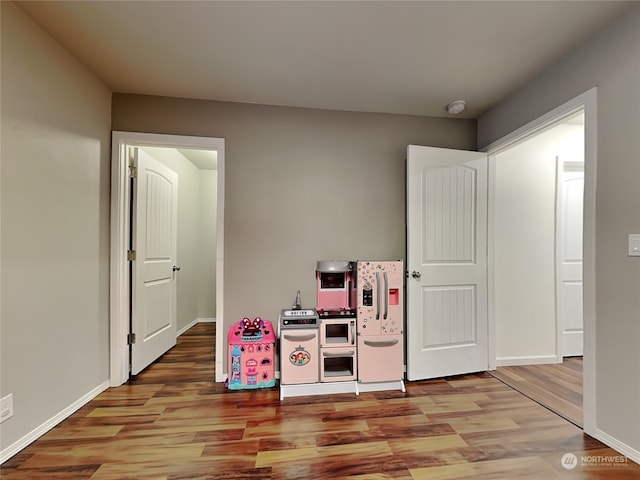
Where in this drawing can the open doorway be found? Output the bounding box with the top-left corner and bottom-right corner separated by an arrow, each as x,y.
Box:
140,146 -> 218,333
488,110 -> 585,427
110,132 -> 225,386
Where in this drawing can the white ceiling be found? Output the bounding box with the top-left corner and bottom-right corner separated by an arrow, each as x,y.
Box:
177,148 -> 217,170
15,0 -> 636,119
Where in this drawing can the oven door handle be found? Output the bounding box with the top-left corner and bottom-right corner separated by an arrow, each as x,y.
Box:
283,333 -> 316,342
363,339 -> 399,348
322,350 -> 355,358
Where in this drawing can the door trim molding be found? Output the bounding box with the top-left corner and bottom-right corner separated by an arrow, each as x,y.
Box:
110,131 -> 225,386
483,88 -> 597,435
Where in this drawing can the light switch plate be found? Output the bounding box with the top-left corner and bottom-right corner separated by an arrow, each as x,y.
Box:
628,234 -> 640,257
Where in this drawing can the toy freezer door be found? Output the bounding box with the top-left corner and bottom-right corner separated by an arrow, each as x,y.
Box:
406,145 -> 488,380
357,335 -> 403,383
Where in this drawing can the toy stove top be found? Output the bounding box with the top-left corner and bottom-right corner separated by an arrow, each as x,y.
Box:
279,308 -> 319,329
317,308 -> 356,319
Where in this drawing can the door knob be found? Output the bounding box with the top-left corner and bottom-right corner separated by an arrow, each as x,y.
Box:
173,265 -> 181,272
411,271 -> 421,280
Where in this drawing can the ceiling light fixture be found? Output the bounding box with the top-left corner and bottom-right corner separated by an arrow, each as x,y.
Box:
446,100 -> 466,115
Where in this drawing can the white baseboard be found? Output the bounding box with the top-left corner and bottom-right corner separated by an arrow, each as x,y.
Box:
0,380 -> 110,464
594,428 -> 640,465
177,318 -> 216,336
562,330 -> 584,357
495,355 -> 560,367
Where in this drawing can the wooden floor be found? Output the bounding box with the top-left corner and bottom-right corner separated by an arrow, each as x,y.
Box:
2,324 -> 638,479
490,358 -> 583,428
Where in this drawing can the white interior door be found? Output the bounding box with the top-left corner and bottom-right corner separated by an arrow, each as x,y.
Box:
406,145 -> 488,380
557,160 -> 584,357
132,147 -> 178,375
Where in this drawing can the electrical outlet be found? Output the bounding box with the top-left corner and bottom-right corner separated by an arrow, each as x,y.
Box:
0,393 -> 14,423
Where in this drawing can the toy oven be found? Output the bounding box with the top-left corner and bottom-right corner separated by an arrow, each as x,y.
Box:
319,318 -> 357,382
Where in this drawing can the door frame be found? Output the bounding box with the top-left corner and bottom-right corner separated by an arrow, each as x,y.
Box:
110,131 -> 226,386
482,88 -> 597,434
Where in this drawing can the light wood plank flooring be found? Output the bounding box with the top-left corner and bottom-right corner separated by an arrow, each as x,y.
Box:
490,358 -> 583,428
2,324 -> 638,479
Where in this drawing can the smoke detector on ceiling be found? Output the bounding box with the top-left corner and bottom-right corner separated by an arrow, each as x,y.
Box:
446,100 -> 466,115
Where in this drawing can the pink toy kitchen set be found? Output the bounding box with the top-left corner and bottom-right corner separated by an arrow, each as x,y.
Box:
279,260 -> 405,399
227,317 -> 276,390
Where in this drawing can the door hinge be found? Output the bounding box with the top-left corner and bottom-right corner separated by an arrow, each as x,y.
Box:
128,147 -> 138,178
127,333 -> 137,345
129,158 -> 138,178
127,250 -> 136,261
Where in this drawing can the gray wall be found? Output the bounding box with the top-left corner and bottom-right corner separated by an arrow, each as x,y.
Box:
479,6 -> 640,454
1,2 -> 112,452
198,170 -> 217,320
112,95 -> 477,371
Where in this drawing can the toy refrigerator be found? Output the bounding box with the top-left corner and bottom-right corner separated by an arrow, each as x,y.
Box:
356,261 -> 404,385
227,317 -> 276,390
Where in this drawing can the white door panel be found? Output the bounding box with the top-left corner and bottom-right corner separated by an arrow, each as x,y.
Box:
557,162 -> 583,357
132,147 -> 178,375
407,145 -> 488,380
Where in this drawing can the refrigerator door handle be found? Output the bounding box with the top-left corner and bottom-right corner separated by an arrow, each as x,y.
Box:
351,322 -> 355,345
363,339 -> 400,347
375,271 -> 381,320
383,271 -> 389,320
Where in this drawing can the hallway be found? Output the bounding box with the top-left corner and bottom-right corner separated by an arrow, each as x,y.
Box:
490,358 -> 583,427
